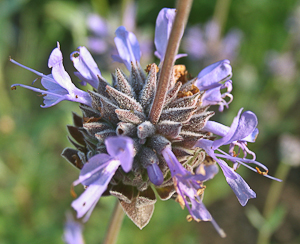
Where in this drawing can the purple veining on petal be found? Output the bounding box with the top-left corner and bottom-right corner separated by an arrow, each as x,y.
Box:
71,154 -> 120,220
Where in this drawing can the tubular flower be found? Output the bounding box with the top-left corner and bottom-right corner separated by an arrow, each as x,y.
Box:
195,109 -> 281,206
11,7 -> 279,236
63,212 -> 85,244
11,43 -> 92,108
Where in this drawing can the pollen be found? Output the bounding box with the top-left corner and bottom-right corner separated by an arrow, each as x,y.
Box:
256,167 -> 269,175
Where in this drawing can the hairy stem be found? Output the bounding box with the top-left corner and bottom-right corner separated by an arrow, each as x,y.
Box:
149,0 -> 193,124
103,200 -> 125,244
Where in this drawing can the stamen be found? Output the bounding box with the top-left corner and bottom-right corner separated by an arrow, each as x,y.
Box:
186,215 -> 193,222
256,167 -> 269,175
70,184 -> 77,198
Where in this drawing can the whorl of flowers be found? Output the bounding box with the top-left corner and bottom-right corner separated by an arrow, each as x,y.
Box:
10,7 -> 279,236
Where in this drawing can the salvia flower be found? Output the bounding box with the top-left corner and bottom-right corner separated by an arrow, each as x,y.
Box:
195,59 -> 233,111
182,20 -> 242,65
70,46 -> 102,89
63,212 -> 85,244
11,43 -> 92,108
196,108 -> 280,205
70,136 -> 134,222
11,7 -> 279,236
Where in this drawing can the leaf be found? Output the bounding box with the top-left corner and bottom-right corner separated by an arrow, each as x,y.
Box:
119,188 -> 156,229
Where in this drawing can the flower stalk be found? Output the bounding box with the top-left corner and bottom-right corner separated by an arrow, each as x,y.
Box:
149,0 -> 193,124
103,200 -> 125,244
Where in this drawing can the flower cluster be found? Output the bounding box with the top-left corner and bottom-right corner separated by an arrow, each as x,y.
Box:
11,7 -> 279,236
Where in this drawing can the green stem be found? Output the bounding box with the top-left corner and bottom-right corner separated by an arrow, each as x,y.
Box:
257,162 -> 290,244
149,0 -> 193,124
103,200 -> 125,244
212,0 -> 232,37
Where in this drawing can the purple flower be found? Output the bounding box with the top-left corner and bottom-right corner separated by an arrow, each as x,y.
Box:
154,8 -> 187,62
146,163 -> 164,186
11,43 -> 92,108
71,136 -> 134,222
63,212 -> 85,244
112,26 -> 141,71
112,8 -> 186,71
162,147 -> 226,237
196,60 -> 233,111
204,108 -> 259,159
87,14 -> 108,37
182,21 -> 242,63
70,46 -> 102,89
196,109 -> 281,205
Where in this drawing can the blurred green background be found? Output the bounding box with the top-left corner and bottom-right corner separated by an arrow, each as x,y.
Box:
1,0 -> 300,243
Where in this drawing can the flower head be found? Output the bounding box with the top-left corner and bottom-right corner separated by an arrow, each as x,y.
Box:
12,6 -> 278,236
